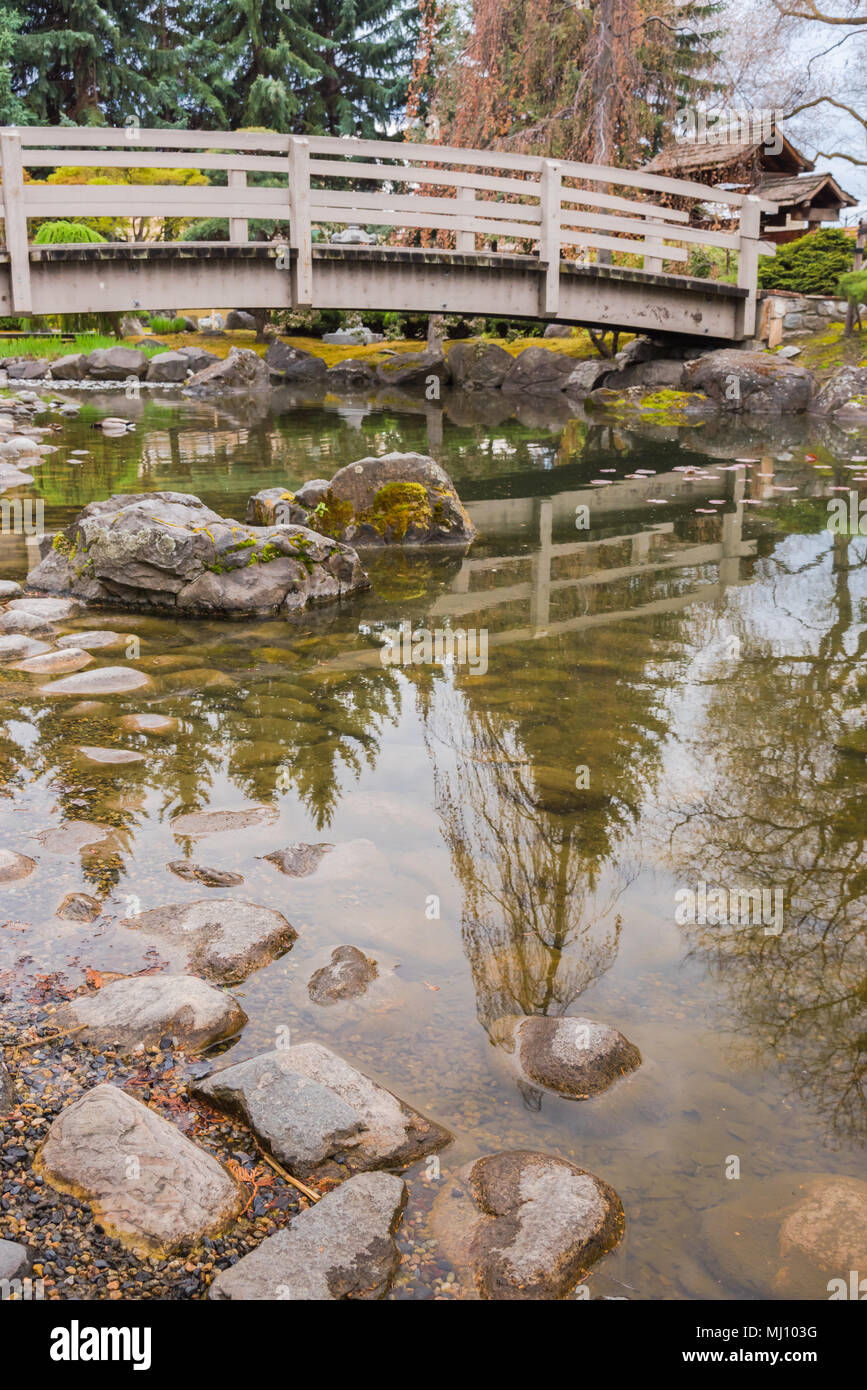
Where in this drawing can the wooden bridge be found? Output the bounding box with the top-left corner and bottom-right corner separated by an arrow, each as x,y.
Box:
0,127 -> 778,340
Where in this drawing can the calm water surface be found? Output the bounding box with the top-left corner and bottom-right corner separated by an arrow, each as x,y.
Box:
1,386 -> 865,1299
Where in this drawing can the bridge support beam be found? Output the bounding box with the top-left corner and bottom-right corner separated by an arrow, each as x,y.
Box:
736,195 -> 762,339
0,131 -> 32,315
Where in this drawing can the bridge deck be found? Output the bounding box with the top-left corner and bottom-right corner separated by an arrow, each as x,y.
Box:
4,242 -> 750,340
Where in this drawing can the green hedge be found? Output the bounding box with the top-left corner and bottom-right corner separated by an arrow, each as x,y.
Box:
757,227 -> 853,296
34,221 -> 106,245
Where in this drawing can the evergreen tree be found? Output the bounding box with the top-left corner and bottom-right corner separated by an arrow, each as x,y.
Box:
0,6 -> 30,124
300,0 -> 421,136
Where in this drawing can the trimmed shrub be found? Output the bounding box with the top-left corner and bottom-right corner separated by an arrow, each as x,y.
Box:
34,221 -> 106,244
758,227 -> 854,296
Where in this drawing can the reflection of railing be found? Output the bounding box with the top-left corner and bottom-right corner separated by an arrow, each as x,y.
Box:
1,126 -> 776,331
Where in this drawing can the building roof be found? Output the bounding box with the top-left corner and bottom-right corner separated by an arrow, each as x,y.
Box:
645,127 -> 813,179
753,171 -> 858,210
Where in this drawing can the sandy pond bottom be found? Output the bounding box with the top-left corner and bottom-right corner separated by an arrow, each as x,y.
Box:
1,387 -> 865,1299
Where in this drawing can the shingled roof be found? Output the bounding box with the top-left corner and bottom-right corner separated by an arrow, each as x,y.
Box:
644,128 -> 812,179
753,171 -> 858,210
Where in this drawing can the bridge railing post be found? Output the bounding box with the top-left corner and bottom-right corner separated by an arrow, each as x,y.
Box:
0,130 -> 33,316
539,159 -> 561,318
287,136 -> 313,308
228,168 -> 249,243
736,194 -> 762,339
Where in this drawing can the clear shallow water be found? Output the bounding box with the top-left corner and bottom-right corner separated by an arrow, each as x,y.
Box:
1,387 -> 866,1299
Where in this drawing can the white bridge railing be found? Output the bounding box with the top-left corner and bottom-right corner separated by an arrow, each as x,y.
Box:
0,126 -> 777,327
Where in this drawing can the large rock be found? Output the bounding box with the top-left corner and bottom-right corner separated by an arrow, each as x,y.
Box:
7,596 -> 78,621
809,365 -> 867,419
86,347 -> 148,380
185,347 -> 270,396
39,665 -> 152,696
145,351 -> 189,383
48,353 -> 88,381
614,358 -> 685,390
194,1042 -> 452,1180
432,1150 -> 624,1299
326,359 -> 377,389
225,310 -> 257,331
0,634 -> 52,663
495,1015 -> 641,1098
448,341 -> 514,391
682,349 -> 813,414
122,899 -> 296,983
54,974 -> 247,1053
210,1172 -> 406,1300
34,1084 -> 245,1255
564,358 -> 615,395
700,1173 -> 867,1298
501,345 -> 577,395
12,647 -> 92,675
0,1239 -> 30,1280
245,488 -> 309,527
25,491 -> 369,616
308,946 -> 378,1004
177,345 -> 219,374
305,453 -> 475,547
376,347 -> 451,390
265,341 -> 327,383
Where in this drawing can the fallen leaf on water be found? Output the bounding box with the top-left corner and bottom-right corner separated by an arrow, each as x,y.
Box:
422,980 -> 440,992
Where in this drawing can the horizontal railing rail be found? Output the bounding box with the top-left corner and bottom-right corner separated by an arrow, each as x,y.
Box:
0,126 -> 777,330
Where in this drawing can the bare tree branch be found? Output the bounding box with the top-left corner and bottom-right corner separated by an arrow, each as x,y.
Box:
773,0 -> 867,22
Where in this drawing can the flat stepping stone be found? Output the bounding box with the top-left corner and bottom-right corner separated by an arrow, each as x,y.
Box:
432,1150 -> 624,1300
56,631 -> 128,651
194,1041 -> 452,1180
33,820 -> 111,854
0,610 -> 56,636
119,712 -> 178,735
39,665 -> 153,695
12,647 -> 92,675
171,805 -> 279,837
122,899 -> 296,984
0,849 -> 36,884
34,1084 -> 245,1256
308,946 -> 378,1004
0,581 -> 22,600
56,892 -> 102,922
494,1016 -> 641,1099
7,596 -> 78,620
54,973 -> 247,1054
210,1172 -> 407,1301
78,745 -> 146,765
167,861 -> 244,887
0,635 -> 52,663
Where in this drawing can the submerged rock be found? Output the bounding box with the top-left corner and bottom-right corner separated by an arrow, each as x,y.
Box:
209,1172 -> 407,1300
13,647 -> 92,675
292,452 -> 475,547
432,1150 -> 625,1299
700,1173 -> 867,1298
56,631 -> 128,651
33,820 -> 111,854
171,804 -> 278,837
39,666 -> 153,696
262,842 -> 333,877
55,973 -> 247,1053
308,946 -> 378,1004
494,1015 -> 641,1098
0,634 -> 52,663
0,848 -> 36,883
194,1041 -> 452,1180
77,745 -> 146,765
26,491 -> 369,617
119,712 -> 178,735
122,899 -> 297,983
56,892 -> 102,922
35,1084 -> 245,1255
167,861 -> 244,887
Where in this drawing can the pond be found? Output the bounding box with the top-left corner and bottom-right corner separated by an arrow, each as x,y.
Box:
1,385 -> 865,1300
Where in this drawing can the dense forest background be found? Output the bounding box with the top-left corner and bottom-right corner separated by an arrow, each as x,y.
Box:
0,0 -> 864,194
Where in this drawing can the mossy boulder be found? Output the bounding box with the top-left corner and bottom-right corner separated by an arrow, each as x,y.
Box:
808,365 -> 867,420
682,349 -> 814,414
375,347 -> 451,390
295,453 -> 475,547
27,491 -> 369,616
